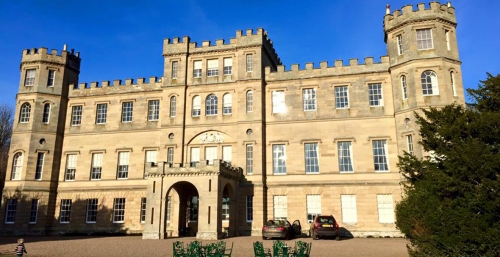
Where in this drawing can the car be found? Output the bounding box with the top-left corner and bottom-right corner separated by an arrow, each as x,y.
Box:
262,219 -> 302,240
310,215 -> 340,240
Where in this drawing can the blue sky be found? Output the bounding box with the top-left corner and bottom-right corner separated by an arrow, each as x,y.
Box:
1,0 -> 499,109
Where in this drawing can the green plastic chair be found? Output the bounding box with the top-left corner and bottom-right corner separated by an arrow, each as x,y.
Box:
272,240 -> 289,257
253,241 -> 272,257
205,242 -> 222,257
187,241 -> 203,257
292,241 -> 310,257
173,241 -> 187,257
221,242 -> 233,257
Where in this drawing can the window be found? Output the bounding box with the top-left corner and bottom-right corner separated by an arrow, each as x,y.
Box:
193,60 -> 202,78
140,198 -> 146,223
167,147 -> 174,164
246,91 -> 253,112
451,71 -> 457,96
19,103 -> 31,123
121,102 -> 133,122
401,76 -> 408,99
4,199 -> 17,224
222,146 -> 232,163
223,93 -> 232,115
377,195 -> 395,223
373,140 -> 389,171
416,29 -> 433,50
338,141 -> 354,173
11,153 -> 23,180
96,104 -> 107,124
171,61 -> 178,79
335,86 -> 349,109
445,30 -> 450,51
273,195 -> 287,220
170,96 -> 176,117
59,199 -> 72,223
47,70 -> 55,87
35,153 -> 44,180
246,144 -> 253,175
206,94 -> 218,116
71,105 -> 82,126
421,70 -> 439,96
65,154 -> 77,181
303,88 -> 317,111
368,83 -> 383,106
272,144 -> 287,174
223,58 -> 232,75
113,198 -> 126,223
406,135 -> 414,155
190,147 -> 200,165
188,196 -> 198,222
222,197 -> 230,221
272,91 -> 286,113
246,196 -> 253,222
86,199 -> 98,223
306,195 -> 321,223
148,100 -> 159,121
396,34 -> 403,55
117,152 -> 130,179
42,103 -> 50,123
29,199 -> 39,224
145,150 -> 157,166
205,146 -> 217,165
341,195 -> 357,224
25,69 -> 36,86
304,143 -> 319,173
207,59 -> 218,77
192,96 -> 201,117
166,196 -> 172,223
91,153 -> 103,180
246,54 -> 253,72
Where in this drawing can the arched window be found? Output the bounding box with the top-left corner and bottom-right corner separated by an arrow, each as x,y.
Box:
421,70 -> 439,96
170,96 -> 176,117
192,96 -> 201,117
206,94 -> 218,116
42,103 -> 50,123
223,93 -> 232,115
246,91 -> 253,112
450,71 -> 457,96
401,75 -> 408,99
11,153 -> 23,180
19,103 -> 31,123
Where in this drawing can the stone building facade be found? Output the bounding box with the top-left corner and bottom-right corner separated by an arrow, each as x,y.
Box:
1,2 -> 464,240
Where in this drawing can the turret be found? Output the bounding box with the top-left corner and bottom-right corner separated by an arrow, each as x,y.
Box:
384,2 -> 464,159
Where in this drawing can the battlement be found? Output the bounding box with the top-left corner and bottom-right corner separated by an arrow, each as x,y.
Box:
69,76 -> 162,97
384,2 -> 456,33
163,28 -> 280,64
21,45 -> 81,64
265,56 -> 389,81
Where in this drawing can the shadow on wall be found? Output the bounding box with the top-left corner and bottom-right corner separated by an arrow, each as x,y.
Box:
0,187 -> 127,238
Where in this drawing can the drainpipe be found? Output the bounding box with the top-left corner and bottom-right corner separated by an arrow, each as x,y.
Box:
158,163 -> 166,238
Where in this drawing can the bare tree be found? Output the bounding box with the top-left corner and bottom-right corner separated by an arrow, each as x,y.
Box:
0,104 -> 14,196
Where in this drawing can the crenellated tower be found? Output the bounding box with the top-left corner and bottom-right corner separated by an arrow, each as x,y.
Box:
384,2 -> 465,158
3,45 -> 80,234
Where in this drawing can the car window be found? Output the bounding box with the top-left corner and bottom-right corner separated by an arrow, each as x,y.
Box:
318,216 -> 335,224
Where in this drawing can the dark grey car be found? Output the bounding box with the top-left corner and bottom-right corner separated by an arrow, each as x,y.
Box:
310,215 -> 340,240
262,219 -> 302,240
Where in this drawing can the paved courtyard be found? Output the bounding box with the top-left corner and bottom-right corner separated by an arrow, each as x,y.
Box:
0,235 -> 409,257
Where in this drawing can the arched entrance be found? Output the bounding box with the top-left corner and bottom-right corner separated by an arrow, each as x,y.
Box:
166,181 -> 199,237
221,183 -> 237,237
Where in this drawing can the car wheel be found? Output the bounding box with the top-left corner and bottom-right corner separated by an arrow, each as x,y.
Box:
262,236 -> 267,240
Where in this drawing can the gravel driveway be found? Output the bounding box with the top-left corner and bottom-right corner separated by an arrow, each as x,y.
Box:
0,235 -> 409,257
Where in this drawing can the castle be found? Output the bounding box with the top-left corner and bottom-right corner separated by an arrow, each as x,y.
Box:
1,2 -> 463,239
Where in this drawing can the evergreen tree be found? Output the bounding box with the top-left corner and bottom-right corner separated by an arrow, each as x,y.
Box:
395,73 -> 500,257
